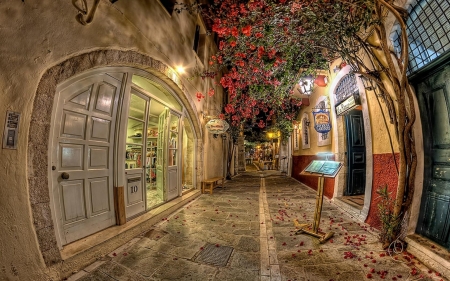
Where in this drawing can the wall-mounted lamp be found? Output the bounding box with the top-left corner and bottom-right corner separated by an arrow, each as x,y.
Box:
298,75 -> 315,95
176,66 -> 185,74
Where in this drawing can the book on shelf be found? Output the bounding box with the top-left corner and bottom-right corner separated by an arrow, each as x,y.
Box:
303,160 -> 342,177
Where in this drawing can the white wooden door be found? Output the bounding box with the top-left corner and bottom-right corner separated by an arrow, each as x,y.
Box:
156,109 -> 169,200
124,90 -> 148,218
51,73 -> 120,245
167,111 -> 180,201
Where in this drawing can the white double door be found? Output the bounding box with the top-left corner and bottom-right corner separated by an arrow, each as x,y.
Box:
50,73 -> 121,246
123,88 -> 181,219
50,71 -> 182,246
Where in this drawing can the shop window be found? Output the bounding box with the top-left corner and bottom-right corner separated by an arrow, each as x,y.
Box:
391,0 -> 450,74
159,0 -> 176,15
132,75 -> 182,111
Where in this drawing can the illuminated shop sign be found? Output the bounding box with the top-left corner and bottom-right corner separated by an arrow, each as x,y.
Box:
312,110 -> 331,134
335,95 -> 361,116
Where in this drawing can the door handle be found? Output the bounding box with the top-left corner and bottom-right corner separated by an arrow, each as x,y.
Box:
61,172 -> 70,180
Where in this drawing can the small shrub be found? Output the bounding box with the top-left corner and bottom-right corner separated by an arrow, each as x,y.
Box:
376,185 -> 400,248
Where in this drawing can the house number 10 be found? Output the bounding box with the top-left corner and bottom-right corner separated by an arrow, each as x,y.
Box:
130,185 -> 138,193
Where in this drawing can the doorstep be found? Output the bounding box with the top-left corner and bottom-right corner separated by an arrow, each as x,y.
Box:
56,189 -> 201,277
333,197 -> 368,222
405,234 -> 450,278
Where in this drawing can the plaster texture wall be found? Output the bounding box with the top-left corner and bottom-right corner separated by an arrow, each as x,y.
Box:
0,1 -> 223,280
293,86 -> 333,157
365,153 -> 400,228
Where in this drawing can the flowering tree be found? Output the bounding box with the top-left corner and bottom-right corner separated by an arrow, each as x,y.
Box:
182,0 -> 416,247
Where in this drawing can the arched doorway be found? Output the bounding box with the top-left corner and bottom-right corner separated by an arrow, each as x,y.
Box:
49,67 -> 198,246
28,50 -> 203,263
329,66 -> 373,221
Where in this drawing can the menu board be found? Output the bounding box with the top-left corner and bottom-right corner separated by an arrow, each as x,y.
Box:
303,160 -> 342,177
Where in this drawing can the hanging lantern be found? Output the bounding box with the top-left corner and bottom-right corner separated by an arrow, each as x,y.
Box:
298,75 -> 314,95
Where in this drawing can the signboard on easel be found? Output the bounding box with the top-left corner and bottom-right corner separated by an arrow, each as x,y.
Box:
302,160 -> 341,177
295,160 -> 342,243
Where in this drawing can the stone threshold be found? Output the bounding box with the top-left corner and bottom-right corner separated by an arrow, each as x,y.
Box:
405,234 -> 450,278
332,197 -> 367,222
55,189 -> 201,279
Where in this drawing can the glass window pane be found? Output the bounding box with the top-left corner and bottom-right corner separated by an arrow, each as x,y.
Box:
132,75 -> 182,111
147,99 -> 166,209
169,149 -> 177,166
125,144 -> 143,169
169,114 -> 179,167
127,118 -> 144,144
129,93 -> 146,120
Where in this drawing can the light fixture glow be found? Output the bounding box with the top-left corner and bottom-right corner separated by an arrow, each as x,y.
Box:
176,66 -> 185,73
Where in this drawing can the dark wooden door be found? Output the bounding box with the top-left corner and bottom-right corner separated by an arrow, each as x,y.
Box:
345,109 -> 366,196
416,62 -> 450,249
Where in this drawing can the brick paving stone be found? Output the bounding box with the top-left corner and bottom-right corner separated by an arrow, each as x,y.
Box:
67,169 -> 449,281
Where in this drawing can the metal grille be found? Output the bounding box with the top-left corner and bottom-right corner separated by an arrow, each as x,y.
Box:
391,0 -> 450,74
334,73 -> 358,104
193,243 -> 233,267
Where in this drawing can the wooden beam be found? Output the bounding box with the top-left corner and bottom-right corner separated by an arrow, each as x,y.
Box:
114,186 -> 126,225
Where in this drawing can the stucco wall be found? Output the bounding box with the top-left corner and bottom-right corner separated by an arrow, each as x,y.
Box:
365,153 -> 400,228
293,86 -> 333,157
0,1 -> 223,280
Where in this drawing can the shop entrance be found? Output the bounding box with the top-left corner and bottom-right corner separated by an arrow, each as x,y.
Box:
124,90 -> 182,218
123,76 -> 182,219
50,73 -> 121,245
415,58 -> 450,250
49,67 -> 194,245
344,109 -> 366,196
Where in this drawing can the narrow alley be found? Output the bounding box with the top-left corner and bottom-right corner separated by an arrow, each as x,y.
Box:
67,165 -> 447,281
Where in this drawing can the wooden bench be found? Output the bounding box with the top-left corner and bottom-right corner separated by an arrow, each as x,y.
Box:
201,177 -> 225,194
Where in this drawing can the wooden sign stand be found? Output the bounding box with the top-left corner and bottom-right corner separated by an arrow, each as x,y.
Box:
295,160 -> 342,244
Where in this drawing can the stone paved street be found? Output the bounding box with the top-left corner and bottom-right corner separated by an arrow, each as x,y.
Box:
67,167 -> 448,281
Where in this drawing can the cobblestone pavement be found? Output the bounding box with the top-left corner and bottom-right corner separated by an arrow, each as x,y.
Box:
68,167 -> 448,281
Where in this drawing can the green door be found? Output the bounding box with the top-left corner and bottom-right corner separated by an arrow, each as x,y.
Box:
416,61 -> 450,249
344,109 -> 366,196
